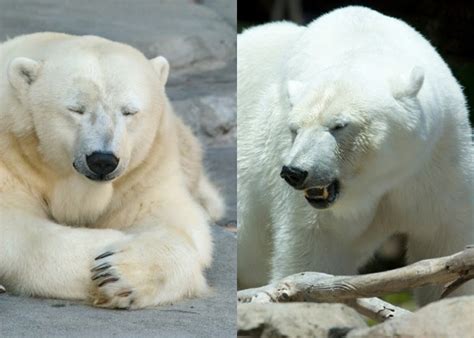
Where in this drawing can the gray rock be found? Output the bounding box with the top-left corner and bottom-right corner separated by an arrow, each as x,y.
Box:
347,296 -> 474,338
238,303 -> 368,337
0,0 -> 235,71
173,94 -> 236,145
201,0 -> 237,28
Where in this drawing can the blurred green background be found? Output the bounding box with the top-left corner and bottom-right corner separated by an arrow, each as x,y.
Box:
238,0 -> 474,124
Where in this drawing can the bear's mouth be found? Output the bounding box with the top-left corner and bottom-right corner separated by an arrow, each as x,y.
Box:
304,180 -> 340,209
85,174 -> 116,182
73,161 -> 118,182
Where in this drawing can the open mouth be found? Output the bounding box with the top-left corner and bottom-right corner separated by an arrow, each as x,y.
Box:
304,179 -> 340,209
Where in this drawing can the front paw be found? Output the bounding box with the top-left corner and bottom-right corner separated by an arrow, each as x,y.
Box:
89,249 -> 135,309
89,237 -> 208,309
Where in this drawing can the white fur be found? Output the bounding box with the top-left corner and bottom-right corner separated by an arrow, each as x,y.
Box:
237,7 -> 473,305
0,32 -> 224,309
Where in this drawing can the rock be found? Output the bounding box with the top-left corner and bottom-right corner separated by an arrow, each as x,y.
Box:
201,0 -> 237,28
0,0 -> 235,72
347,296 -> 474,338
173,94 -> 236,145
238,303 -> 367,337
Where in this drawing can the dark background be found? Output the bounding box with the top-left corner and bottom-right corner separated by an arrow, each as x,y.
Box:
238,0 -> 474,124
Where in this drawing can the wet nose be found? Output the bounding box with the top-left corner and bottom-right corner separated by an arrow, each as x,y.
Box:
280,165 -> 308,188
86,152 -> 119,176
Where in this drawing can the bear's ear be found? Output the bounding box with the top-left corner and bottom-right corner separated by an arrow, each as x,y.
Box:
8,57 -> 42,94
392,66 -> 424,99
150,56 -> 170,85
287,80 -> 304,106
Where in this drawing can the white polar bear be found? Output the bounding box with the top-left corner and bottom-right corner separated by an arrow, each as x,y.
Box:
237,6 -> 473,305
0,32 -> 225,309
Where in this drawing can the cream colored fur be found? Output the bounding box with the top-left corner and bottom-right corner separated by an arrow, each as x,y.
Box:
0,32 -> 224,309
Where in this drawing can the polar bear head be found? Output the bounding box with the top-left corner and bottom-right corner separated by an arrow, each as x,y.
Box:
7,36 -> 170,183
281,66 -> 429,211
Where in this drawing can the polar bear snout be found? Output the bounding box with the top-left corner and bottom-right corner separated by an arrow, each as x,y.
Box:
86,152 -> 119,177
280,165 -> 308,189
73,151 -> 123,182
281,163 -> 341,209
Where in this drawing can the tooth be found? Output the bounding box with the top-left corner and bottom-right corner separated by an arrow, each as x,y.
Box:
322,187 -> 329,199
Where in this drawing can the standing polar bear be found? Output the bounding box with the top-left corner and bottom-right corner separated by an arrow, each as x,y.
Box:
0,32 -> 224,309
237,6 -> 473,305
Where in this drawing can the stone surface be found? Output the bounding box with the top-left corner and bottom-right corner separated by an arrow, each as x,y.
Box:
238,303 -> 367,337
0,0 -> 235,69
347,296 -> 474,338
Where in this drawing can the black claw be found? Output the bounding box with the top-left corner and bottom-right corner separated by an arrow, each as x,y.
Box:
91,272 -> 112,281
98,277 -> 119,287
95,251 -> 114,260
90,262 -> 111,272
116,290 -> 133,297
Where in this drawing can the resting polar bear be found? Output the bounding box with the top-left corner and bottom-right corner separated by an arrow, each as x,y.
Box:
0,32 -> 224,309
237,6 -> 473,304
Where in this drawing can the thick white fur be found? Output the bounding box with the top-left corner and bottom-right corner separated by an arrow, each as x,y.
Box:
0,32 -> 224,309
237,7 -> 473,305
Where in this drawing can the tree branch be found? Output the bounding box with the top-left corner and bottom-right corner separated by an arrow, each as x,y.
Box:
238,246 -> 474,321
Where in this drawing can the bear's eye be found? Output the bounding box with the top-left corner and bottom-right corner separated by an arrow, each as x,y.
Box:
67,106 -> 85,115
330,122 -> 348,132
122,108 -> 138,116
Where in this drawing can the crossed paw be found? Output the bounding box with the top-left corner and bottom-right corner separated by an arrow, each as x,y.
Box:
89,238 -> 163,309
88,237 -> 206,309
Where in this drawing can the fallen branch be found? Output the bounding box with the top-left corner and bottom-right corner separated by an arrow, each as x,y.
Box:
344,297 -> 411,322
238,246 -> 474,321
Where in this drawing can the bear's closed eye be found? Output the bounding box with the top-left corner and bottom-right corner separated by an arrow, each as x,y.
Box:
67,106 -> 85,115
330,122 -> 348,131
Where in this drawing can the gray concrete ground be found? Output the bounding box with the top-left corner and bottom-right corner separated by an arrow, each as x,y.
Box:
0,0 -> 236,337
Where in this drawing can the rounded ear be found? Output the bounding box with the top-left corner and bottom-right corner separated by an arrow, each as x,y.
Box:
150,56 -> 170,85
392,66 -> 424,99
8,57 -> 42,94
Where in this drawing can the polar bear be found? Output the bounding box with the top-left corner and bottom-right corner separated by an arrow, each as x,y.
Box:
237,7 -> 473,305
0,32 -> 224,309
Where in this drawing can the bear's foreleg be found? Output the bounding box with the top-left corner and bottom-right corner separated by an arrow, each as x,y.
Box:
89,189 -> 213,309
0,207 -> 127,299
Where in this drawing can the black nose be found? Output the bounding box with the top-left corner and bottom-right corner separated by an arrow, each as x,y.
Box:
86,152 -> 119,176
280,165 -> 308,188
